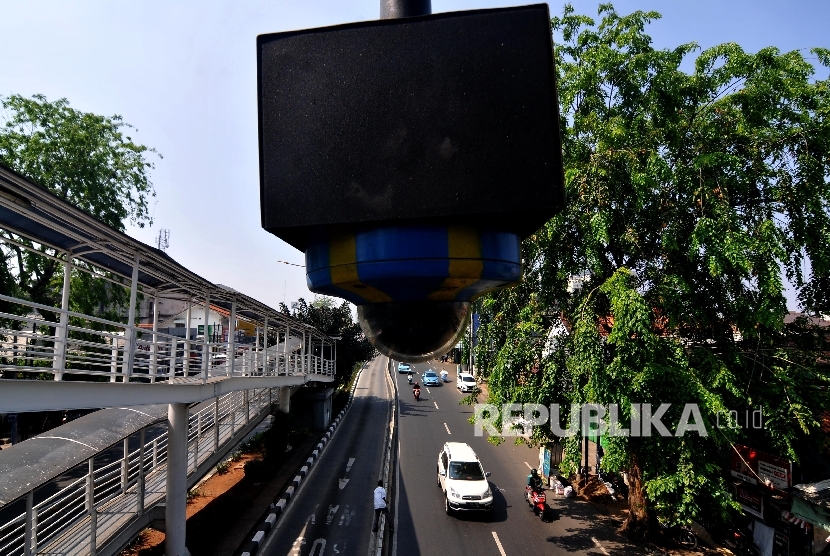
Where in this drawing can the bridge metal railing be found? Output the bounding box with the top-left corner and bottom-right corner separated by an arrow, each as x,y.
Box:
0,387 -> 278,556
0,293 -> 335,385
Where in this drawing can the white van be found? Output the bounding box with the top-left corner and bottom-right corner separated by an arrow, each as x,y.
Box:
437,442 -> 493,517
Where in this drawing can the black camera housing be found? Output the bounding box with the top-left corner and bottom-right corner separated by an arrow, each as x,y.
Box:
257,4 -> 565,361
257,4 -> 564,250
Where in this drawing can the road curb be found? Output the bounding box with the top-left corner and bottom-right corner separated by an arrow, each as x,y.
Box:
370,359 -> 398,556
239,362 -> 367,556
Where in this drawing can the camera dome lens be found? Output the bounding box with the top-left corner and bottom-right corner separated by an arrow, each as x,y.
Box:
357,301 -> 470,363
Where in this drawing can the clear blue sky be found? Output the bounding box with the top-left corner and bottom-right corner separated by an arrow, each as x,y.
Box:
2,1 -> 827,310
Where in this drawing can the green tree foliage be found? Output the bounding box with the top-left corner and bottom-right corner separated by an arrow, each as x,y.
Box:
281,296 -> 376,386
0,94 -> 159,375
0,95 -> 158,301
474,4 -> 830,538
0,94 -> 157,232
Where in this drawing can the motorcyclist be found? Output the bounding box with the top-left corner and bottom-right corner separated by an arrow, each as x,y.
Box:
407,371 -> 413,384
527,468 -> 544,493
412,382 -> 421,399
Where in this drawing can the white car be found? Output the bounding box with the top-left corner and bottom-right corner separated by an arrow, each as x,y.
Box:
456,373 -> 477,393
437,442 -> 493,517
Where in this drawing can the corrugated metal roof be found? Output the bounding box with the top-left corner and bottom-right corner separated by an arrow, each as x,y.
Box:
0,404 -> 168,507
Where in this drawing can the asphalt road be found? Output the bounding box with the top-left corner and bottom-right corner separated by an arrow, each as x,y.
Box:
259,357 -> 392,556
393,362 -> 640,556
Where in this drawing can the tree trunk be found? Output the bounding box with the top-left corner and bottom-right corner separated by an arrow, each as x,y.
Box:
620,456 -> 650,539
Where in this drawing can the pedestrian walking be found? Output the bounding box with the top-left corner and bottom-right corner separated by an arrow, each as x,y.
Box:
372,480 -> 392,532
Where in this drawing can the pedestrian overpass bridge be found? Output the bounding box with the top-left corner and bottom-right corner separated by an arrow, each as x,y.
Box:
0,163 -> 337,555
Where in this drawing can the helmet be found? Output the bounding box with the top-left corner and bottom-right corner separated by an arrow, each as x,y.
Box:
531,468 -> 538,475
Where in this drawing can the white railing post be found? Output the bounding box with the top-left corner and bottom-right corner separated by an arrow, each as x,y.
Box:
150,294 -> 159,382
121,438 -> 129,493
297,330 -> 302,374
31,506 -> 38,554
53,257 -> 72,380
213,397 -> 219,454
228,300 -> 237,377
231,393 -> 236,436
307,335 -> 312,375
24,490 -> 33,556
183,300 -> 192,377
110,334 -> 120,381
138,428 -> 145,516
152,439 -> 158,469
254,325 -> 260,376
201,294 -> 210,382
283,324 -> 289,375
301,330 -> 306,374
195,412 -> 202,470
87,458 -> 97,556
262,317 -> 269,374
244,390 -> 249,424
122,253 -> 140,380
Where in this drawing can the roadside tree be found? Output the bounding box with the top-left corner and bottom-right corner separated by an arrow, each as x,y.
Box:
474,4 -> 830,539
281,296 -> 376,386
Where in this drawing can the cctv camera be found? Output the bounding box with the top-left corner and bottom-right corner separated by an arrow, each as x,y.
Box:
304,225 -> 521,362
257,6 -> 564,360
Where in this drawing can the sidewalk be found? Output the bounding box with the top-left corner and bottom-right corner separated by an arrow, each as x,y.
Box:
187,433 -> 322,556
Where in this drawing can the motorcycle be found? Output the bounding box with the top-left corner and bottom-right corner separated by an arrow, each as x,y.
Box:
658,520 -> 697,550
413,387 -> 421,401
702,522 -> 758,556
408,375 -> 413,385
525,485 -> 547,521
725,528 -> 758,556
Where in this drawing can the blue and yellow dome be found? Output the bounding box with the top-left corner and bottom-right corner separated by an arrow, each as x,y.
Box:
306,225 -> 522,305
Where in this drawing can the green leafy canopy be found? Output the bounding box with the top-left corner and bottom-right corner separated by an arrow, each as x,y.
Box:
473,3 -> 830,536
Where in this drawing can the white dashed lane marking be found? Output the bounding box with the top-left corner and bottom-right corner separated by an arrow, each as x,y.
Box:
434,401 -> 439,409
492,532 -> 507,556
444,423 -> 451,434
592,537 -> 610,556
524,461 -> 532,470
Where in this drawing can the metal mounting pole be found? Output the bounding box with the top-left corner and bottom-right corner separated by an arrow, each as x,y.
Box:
201,294 -> 210,382
165,402 -> 189,556
380,0 -> 431,19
